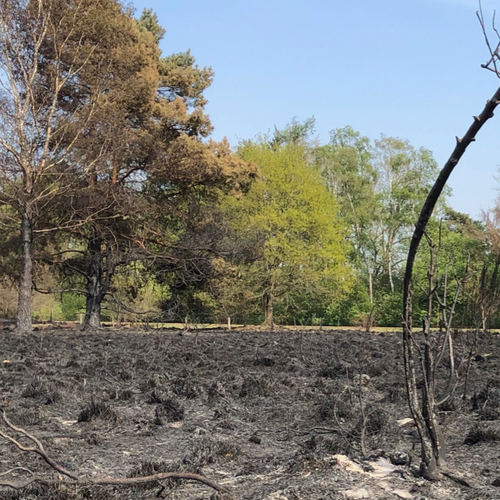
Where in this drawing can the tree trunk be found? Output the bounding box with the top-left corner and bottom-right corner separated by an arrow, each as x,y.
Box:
16,212 -> 33,332
402,83 -> 500,478
263,292 -> 273,327
368,270 -> 373,305
83,237 -> 104,331
388,238 -> 395,293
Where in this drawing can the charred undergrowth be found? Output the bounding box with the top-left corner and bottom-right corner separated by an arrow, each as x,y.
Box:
1,328 -> 499,499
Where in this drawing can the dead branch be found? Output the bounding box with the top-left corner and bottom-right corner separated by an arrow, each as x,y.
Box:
478,1 -> 500,77
91,472 -> 227,491
402,4 -> 500,478
1,411 -> 79,481
0,410 -> 228,494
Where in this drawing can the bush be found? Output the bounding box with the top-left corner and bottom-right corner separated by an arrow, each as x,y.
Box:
77,400 -> 116,423
154,399 -> 184,424
60,292 -> 85,321
188,437 -> 241,467
464,424 -> 500,445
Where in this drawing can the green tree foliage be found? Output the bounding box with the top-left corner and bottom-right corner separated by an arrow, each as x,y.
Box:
314,127 -> 377,325
270,117 -> 316,148
138,8 -> 166,44
315,127 -> 442,327
219,140 -> 352,325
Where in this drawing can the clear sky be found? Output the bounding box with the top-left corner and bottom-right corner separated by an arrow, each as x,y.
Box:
131,0 -> 500,219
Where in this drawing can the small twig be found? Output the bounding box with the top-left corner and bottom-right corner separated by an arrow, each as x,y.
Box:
478,1 -> 500,77
0,467 -> 35,478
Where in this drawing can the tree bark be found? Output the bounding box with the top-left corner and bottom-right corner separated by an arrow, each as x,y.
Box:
15,211 -> 33,333
263,292 -> 273,327
368,270 -> 373,305
83,237 -> 104,330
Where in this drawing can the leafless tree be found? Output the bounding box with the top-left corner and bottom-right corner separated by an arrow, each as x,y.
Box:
402,3 -> 500,479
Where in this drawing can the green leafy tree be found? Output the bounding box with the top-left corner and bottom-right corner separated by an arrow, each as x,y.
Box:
137,8 -> 166,44
314,126 -> 377,325
315,128 -> 442,327
221,140 -> 352,325
270,116 -> 316,148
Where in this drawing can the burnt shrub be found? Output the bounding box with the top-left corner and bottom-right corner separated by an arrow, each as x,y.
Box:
479,408 -> 500,421
154,399 -> 184,425
118,369 -> 132,381
472,385 -> 500,411
385,387 -> 407,404
118,389 -> 133,401
321,434 -> 353,456
364,406 -> 388,435
305,434 -> 356,458
22,377 -> 48,398
317,363 -> 350,380
288,435 -> 353,473
22,377 -> 61,405
464,424 -> 500,445
207,381 -> 226,405
438,397 -> 457,412
317,396 -> 353,422
77,400 -> 117,423
43,392 -> 61,405
187,436 -> 241,467
239,376 -> 275,398
13,407 -> 42,427
170,374 -> 199,399
141,373 -> 168,392
149,387 -> 168,404
364,360 -> 388,378
2,484 -> 116,500
253,357 -> 275,367
129,459 -> 198,477
84,432 -> 104,446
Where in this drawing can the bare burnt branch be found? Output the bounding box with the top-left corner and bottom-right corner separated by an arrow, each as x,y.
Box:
478,1 -> 500,77
0,410 -> 228,494
402,4 -> 500,478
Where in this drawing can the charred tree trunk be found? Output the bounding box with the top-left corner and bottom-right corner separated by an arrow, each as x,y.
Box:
82,234 -> 116,331
403,84 -> 500,478
16,210 -> 33,333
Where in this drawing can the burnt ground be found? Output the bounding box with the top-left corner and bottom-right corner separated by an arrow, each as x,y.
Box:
1,328 -> 500,499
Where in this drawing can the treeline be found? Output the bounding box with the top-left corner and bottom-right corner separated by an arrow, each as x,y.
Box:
0,0 -> 498,331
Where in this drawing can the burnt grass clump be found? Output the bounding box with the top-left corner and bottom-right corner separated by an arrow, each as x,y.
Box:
78,400 -> 117,423
2,328 -> 500,499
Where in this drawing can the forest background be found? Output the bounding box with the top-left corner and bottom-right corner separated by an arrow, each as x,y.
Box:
1,0 -> 500,332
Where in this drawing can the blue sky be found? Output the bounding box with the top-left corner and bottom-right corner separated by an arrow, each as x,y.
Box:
131,0 -> 500,218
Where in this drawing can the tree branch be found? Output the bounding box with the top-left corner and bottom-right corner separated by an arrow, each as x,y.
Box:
0,411 -> 228,494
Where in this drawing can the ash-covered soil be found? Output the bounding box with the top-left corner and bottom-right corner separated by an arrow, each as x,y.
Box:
1,327 -> 500,499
